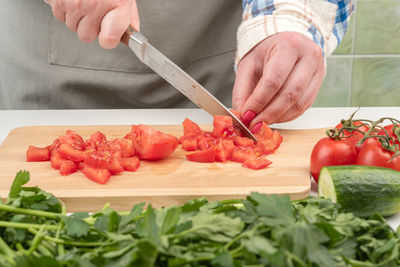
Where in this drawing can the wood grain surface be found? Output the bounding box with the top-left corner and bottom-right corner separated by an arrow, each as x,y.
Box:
0,125 -> 326,211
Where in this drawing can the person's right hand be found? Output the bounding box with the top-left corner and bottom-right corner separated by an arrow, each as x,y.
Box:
47,0 -> 140,49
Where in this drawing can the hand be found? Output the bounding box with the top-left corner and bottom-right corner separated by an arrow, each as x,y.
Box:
232,32 -> 325,131
47,0 -> 140,49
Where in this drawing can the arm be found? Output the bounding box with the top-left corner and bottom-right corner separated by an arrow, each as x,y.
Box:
233,0 -> 354,128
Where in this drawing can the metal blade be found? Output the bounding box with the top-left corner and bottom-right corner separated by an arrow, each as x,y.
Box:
127,31 -> 257,141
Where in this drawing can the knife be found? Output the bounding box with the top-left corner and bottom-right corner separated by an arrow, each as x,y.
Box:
121,25 -> 257,142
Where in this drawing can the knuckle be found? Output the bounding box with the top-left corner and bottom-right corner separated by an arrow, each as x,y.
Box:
285,88 -> 302,104
310,44 -> 323,58
293,100 -> 310,114
264,75 -> 283,91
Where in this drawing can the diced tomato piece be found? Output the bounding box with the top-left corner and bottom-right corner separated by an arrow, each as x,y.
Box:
130,125 -> 179,160
197,136 -> 216,150
59,131 -> 85,151
27,146 -> 50,162
255,124 -> 283,154
90,131 -> 107,144
119,156 -> 141,172
77,162 -> 86,170
183,118 -> 203,136
181,136 -> 198,151
81,167 -> 111,184
50,151 -> 64,170
213,116 -> 235,138
186,149 -> 216,163
231,136 -> 254,148
106,158 -> 124,174
97,141 -> 122,159
231,147 -> 257,163
45,139 -> 60,154
59,160 -> 77,176
58,144 -> 85,162
114,138 -> 135,158
243,157 -> 272,170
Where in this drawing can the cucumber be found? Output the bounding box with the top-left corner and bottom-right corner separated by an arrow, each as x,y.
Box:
318,165 -> 400,217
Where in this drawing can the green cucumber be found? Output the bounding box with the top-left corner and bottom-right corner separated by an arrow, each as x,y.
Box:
318,165 -> 400,217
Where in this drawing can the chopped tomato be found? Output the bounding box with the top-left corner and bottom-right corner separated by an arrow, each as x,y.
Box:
197,136 -> 216,150
59,131 -> 85,151
213,115 -> 235,138
27,146 -> 50,162
113,138 -> 135,158
181,135 -> 198,151
130,125 -> 179,160
84,150 -> 123,174
50,151 -> 64,170
81,167 -> 111,184
119,156 -> 140,172
231,136 -> 254,148
183,118 -> 203,136
58,144 -> 85,162
255,124 -> 283,154
45,139 -> 60,154
90,131 -> 107,143
231,147 -> 256,163
59,160 -> 77,176
186,149 -> 216,163
243,157 -> 272,170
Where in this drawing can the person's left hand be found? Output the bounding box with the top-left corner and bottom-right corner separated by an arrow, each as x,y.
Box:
232,32 -> 325,131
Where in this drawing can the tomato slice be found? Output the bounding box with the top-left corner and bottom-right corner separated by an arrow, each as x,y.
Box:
58,144 -> 85,162
59,160 -> 77,176
186,149 -> 216,163
183,118 -> 203,136
243,157 -> 272,170
130,125 -> 179,160
119,156 -> 141,172
27,146 -> 50,162
81,167 -> 111,184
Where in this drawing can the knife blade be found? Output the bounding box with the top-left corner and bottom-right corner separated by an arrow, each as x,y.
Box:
121,26 -> 257,142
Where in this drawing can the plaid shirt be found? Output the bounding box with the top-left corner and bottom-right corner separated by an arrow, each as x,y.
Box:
237,0 -> 354,66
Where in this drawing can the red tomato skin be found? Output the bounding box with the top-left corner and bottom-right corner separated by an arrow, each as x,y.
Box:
59,160 -> 78,176
182,118 -> 203,136
81,167 -> 111,184
231,147 -> 256,163
356,139 -> 400,171
131,125 -> 179,160
231,136 -> 254,148
310,137 -> 358,183
27,146 -> 50,162
186,149 -> 216,163
378,124 -> 400,145
335,121 -> 369,151
119,157 -> 141,172
255,123 -> 283,154
243,157 -> 272,170
57,144 -> 85,162
50,151 -> 64,170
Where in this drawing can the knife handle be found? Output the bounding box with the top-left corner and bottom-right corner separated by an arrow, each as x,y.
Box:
121,24 -> 139,46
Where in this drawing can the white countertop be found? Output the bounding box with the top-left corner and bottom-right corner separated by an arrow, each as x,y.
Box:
1,107 -> 399,228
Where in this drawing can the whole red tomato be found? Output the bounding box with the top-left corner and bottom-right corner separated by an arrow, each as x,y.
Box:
377,124 -> 400,145
310,137 -> 358,182
335,121 -> 369,151
356,138 -> 400,171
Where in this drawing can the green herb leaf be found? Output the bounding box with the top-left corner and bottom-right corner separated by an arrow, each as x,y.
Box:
8,171 -> 30,199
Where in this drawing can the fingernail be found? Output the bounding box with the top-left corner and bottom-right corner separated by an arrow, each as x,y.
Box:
241,110 -> 257,125
251,122 -> 262,134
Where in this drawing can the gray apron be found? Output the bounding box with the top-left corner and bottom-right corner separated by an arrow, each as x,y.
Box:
0,0 -> 241,109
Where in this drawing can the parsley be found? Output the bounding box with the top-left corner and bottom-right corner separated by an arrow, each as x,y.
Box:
0,171 -> 399,266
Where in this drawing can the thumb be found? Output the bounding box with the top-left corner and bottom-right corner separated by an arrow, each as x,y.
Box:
232,58 -> 257,114
130,0 -> 140,31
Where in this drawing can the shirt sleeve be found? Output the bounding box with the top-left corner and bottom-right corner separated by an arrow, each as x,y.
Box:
236,0 -> 355,67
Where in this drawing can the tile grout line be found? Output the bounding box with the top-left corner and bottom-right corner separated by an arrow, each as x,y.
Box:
348,1 -> 358,107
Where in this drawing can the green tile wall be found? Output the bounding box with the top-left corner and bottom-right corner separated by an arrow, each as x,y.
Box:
313,0 -> 400,107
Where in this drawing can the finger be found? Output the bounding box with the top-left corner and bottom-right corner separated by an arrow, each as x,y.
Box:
130,0 -> 140,31
99,1 -> 132,49
65,0 -> 96,32
240,47 -> 298,118
50,0 -> 66,23
76,12 -> 101,42
275,68 -> 325,123
232,56 -> 258,112
249,55 -> 317,127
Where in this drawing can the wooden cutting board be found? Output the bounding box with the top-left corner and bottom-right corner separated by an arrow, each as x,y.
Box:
0,125 -> 325,211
